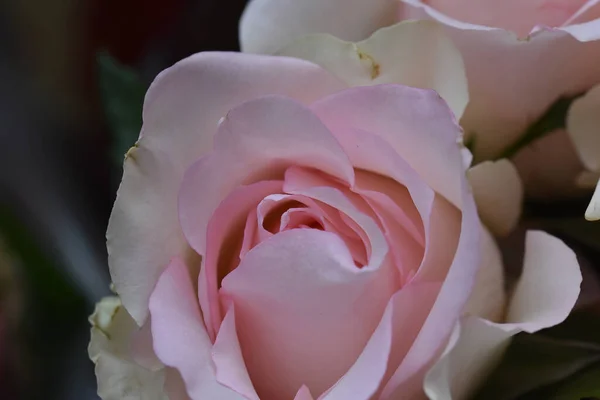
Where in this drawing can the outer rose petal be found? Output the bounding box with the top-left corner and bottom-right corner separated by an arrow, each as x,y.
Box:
278,21 -> 468,119
423,231 -> 581,400
401,0 -> 600,161
240,0 -> 397,54
420,0 -> 591,38
566,83 -> 600,218
585,179 -> 600,221
463,227 -> 506,323
149,258 -> 244,400
567,84 -> 600,173
88,296 -> 168,400
295,386 -> 315,400
467,159 -> 523,237
511,129 -> 586,200
381,179 -> 480,399
311,85 -> 466,209
109,53 -> 346,325
212,307 -> 260,400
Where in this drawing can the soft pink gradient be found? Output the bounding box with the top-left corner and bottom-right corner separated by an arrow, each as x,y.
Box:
397,0 -> 600,197
115,53 -> 480,400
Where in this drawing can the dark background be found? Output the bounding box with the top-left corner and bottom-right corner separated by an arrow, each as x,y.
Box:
0,1 -> 246,398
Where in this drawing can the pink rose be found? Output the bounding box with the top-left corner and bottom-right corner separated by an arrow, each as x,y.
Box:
240,0 -> 600,198
91,53 -> 581,400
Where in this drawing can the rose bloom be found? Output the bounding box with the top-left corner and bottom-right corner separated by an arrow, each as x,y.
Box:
89,53 -> 581,400
240,0 -> 600,198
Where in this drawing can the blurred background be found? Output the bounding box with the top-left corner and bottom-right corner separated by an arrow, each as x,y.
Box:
0,0 -> 247,398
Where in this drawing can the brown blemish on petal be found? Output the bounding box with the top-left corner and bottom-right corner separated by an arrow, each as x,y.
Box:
124,142 -> 139,162
355,45 -> 380,80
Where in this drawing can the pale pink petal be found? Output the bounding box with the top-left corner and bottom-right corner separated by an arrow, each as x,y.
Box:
109,52 -> 345,325
213,307 -> 260,400
505,231 -> 582,332
142,52 -> 344,164
512,129 -> 586,200
586,179 -> 600,221
381,181 -> 480,398
463,227 -> 506,323
179,95 -> 354,257
561,18 -> 600,41
254,190 -> 368,265
311,85 -> 465,209
425,232 -> 581,399
149,258 -> 244,400
281,186 -> 389,271
401,1 -> 600,161
130,317 -> 163,371
295,386 -> 315,400
220,229 -> 396,399
412,0 -> 589,37
278,21 -> 468,119
563,0 -> 600,25
425,231 -> 582,399
200,181 -> 283,340
376,282 -> 442,399
412,195 -> 461,284
567,84 -> 600,172
467,159 -> 523,237
423,316 -> 513,400
320,299 -> 394,400
240,0 -> 397,54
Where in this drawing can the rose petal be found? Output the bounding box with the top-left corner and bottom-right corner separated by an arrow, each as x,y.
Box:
381,179 -> 480,398
149,258 -> 244,400
401,0 -> 600,161
423,316 -> 512,400
311,84 -> 465,209
88,296 -> 168,400
505,231 -> 582,332
462,227 -> 506,323
424,231 -> 581,399
213,306 -> 260,400
295,386 -> 315,400
179,95 -> 355,257
567,83 -> 600,172
374,282 -> 442,399
563,0 -> 600,26
320,298 -> 394,400
467,159 -> 523,237
416,0 -> 589,38
278,20 -> 468,119
200,181 -> 284,340
511,129 -> 586,200
109,52 -> 345,325
240,0 -> 397,54
220,229 -> 396,399
130,317 -> 164,371
282,185 -> 389,270
586,178 -> 600,221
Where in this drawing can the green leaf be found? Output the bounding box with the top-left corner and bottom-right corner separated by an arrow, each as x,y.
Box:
472,334 -> 600,400
497,94 -> 582,160
97,51 -> 147,166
